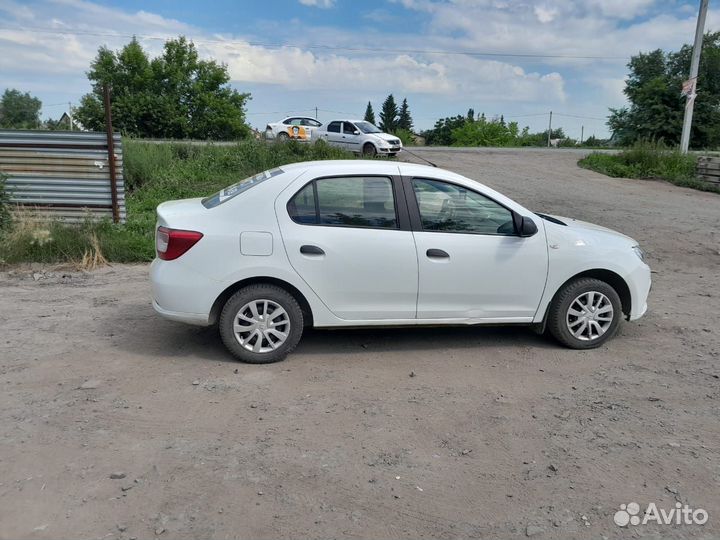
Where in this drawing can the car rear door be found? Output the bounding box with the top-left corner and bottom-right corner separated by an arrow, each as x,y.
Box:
277,173 -> 418,321
323,121 -> 344,148
405,176 -> 548,321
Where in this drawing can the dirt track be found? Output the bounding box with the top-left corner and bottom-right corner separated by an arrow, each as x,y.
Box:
1,148 -> 719,539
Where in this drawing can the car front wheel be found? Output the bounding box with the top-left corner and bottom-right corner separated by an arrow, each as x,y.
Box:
363,143 -> 377,157
219,284 -> 304,363
547,278 -> 622,349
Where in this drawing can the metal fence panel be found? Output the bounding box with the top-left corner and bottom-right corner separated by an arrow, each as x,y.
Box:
0,130 -> 125,223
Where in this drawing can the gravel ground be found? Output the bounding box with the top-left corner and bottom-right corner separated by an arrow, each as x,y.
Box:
1,148 -> 719,540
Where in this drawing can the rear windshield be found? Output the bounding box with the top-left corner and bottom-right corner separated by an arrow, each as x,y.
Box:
202,168 -> 284,208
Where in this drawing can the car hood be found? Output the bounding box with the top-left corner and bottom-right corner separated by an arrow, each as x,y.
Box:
372,133 -> 402,144
543,214 -> 637,245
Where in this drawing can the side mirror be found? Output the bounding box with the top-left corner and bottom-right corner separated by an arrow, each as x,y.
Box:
353,130 -> 360,135
512,211 -> 538,237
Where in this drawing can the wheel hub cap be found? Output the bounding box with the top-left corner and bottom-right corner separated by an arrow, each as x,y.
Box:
233,299 -> 290,353
566,291 -> 614,341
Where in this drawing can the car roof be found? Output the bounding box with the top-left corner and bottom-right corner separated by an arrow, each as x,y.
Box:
279,160 -> 465,181
327,119 -> 364,124
283,116 -> 318,121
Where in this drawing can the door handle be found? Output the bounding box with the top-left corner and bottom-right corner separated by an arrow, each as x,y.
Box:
426,248 -> 449,258
300,245 -> 325,255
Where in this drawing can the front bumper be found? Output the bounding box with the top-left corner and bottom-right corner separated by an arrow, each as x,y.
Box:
627,263 -> 651,321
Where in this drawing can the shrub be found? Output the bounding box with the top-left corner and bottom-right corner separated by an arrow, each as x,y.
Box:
394,128 -> 415,147
579,140 -> 717,193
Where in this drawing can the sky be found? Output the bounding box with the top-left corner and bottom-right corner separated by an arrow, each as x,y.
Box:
1,0 -> 718,139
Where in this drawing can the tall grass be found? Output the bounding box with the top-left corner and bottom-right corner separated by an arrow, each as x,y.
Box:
579,140 -> 717,192
0,139 -> 354,264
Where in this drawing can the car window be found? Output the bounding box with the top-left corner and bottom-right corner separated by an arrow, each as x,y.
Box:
412,178 -> 515,235
288,118 -> 303,126
342,122 -> 357,134
202,168 -> 284,208
302,118 -> 321,127
327,121 -> 341,133
288,176 -> 397,229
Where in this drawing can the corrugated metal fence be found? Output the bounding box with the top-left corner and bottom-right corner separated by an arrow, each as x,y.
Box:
0,130 -> 125,223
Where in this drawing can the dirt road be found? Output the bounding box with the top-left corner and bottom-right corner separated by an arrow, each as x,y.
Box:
1,148 -> 719,539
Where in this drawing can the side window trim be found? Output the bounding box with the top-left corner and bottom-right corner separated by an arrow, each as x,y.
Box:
286,175 -> 410,231
402,176 -> 518,236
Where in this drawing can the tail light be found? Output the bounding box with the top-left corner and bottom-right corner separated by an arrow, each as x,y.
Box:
156,226 -> 203,261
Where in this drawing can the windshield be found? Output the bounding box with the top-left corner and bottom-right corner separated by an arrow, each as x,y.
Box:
202,168 -> 284,208
355,121 -> 382,134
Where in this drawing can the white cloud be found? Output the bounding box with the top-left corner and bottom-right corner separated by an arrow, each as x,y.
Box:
298,0 -> 335,8
534,5 -> 558,24
0,0 -> 35,20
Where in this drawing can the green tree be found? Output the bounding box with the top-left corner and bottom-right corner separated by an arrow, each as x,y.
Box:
363,101 -> 376,124
378,94 -> 398,133
0,89 -> 42,129
422,114 -> 466,145
75,36 -> 251,140
467,108 -> 475,122
397,97 -> 413,131
609,32 -> 720,148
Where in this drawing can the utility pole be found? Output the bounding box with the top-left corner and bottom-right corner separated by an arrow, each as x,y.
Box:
580,125 -> 584,145
680,0 -> 709,153
103,84 -> 120,224
315,106 -> 318,119
547,111 -> 552,148
68,101 -> 73,131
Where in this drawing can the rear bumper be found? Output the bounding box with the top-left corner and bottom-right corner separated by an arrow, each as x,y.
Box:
150,258 -> 215,326
152,299 -> 210,326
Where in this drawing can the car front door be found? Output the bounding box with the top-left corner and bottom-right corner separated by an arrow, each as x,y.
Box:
277,174 -> 418,320
407,177 -> 548,321
342,121 -> 361,152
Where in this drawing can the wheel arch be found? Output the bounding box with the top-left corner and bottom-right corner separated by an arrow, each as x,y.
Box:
539,268 -> 632,329
209,276 -> 314,327
363,141 -> 377,154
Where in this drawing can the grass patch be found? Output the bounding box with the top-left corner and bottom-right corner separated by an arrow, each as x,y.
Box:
0,139 -> 354,265
579,140 -> 718,193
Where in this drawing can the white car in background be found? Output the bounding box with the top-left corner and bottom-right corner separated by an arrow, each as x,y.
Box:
150,160 -> 651,364
314,120 -> 403,157
265,116 -> 322,142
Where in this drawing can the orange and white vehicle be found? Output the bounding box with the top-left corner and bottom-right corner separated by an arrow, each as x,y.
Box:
265,116 -> 323,142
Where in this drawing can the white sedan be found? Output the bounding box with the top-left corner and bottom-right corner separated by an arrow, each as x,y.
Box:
265,116 -> 322,142
150,161 -> 651,363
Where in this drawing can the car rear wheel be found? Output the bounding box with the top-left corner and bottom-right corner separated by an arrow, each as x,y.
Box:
363,143 -> 377,157
547,278 -> 622,349
277,131 -> 289,141
219,284 -> 303,363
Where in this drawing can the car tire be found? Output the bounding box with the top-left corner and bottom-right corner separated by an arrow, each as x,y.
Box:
277,132 -> 289,141
219,284 -> 304,364
547,277 -> 622,349
363,143 -> 377,157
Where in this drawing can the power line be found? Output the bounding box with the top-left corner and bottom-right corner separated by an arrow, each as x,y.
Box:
0,25 -> 629,61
